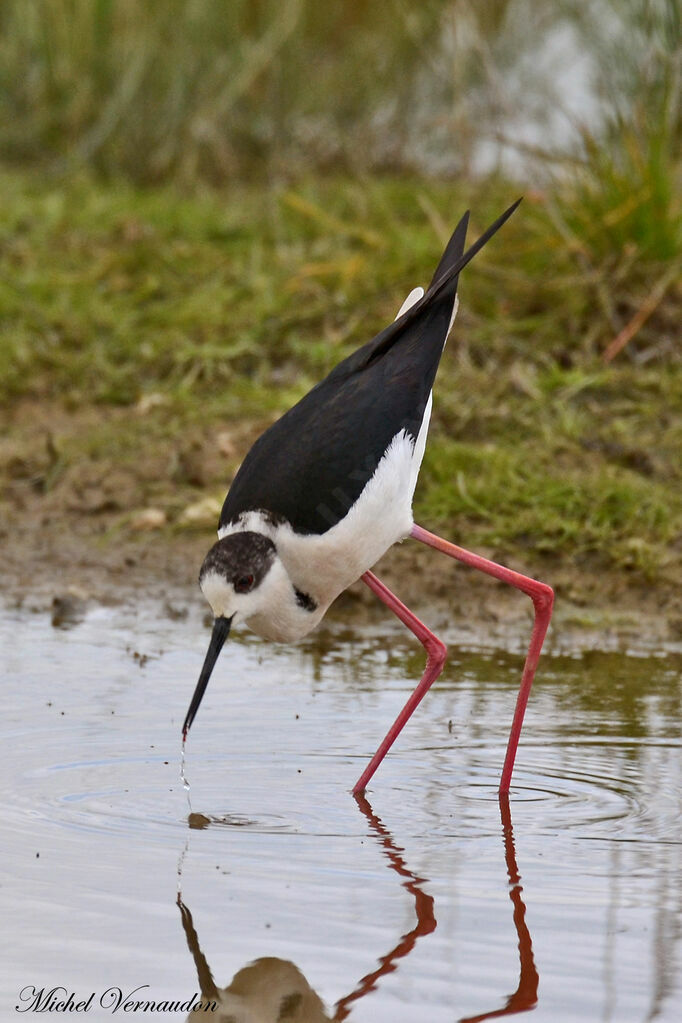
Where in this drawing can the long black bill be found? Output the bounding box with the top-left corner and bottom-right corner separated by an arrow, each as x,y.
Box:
182,615 -> 232,739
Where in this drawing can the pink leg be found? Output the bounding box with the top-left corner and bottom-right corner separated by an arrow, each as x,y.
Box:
410,523 -> 554,794
353,570 -> 447,795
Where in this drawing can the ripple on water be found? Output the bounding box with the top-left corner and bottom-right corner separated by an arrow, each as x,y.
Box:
7,752 -> 186,844
187,811 -> 293,832
8,732 -> 679,851
8,748 -> 348,844
442,745 -> 679,844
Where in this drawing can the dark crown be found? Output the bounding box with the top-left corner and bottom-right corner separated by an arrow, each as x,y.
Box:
199,532 -> 276,592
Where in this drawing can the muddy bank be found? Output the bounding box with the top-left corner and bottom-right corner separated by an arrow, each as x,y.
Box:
3,490 -> 680,653
2,400 -> 680,650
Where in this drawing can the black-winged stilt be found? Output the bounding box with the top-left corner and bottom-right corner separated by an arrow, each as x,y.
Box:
182,199 -> 554,795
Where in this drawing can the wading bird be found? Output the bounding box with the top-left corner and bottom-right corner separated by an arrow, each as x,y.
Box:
182,200 -> 554,794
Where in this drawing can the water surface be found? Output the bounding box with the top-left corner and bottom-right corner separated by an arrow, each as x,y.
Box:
2,600 -> 681,1020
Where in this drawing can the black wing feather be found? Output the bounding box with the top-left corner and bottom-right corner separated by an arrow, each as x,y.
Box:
220,201 -> 519,535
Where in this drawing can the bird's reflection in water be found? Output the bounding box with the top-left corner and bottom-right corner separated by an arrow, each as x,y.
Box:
333,793 -> 436,1020
177,903 -> 328,1023
458,795 -> 538,1023
178,794 -> 537,1021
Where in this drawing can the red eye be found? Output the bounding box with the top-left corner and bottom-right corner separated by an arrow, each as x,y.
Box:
234,574 -> 254,594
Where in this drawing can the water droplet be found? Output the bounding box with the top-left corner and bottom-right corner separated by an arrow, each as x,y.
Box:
180,740 -> 192,816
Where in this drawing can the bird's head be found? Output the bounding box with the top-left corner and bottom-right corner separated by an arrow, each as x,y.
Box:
182,531 -> 283,738
199,531 -> 279,621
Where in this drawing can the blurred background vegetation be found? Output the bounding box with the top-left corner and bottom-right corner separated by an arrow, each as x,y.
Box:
0,0 -> 680,597
0,0 -> 679,187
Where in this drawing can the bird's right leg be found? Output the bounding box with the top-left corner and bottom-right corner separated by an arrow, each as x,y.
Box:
352,570 -> 447,795
410,523 -> 554,795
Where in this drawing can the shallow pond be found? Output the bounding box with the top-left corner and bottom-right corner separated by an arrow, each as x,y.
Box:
2,598 -> 681,1021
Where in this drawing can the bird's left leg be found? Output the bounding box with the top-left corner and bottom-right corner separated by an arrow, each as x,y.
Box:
353,570 -> 447,795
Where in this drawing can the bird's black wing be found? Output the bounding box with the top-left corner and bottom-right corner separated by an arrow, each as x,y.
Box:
220,201 -> 519,535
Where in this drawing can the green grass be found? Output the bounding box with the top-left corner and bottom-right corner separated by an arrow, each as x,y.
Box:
1,169 -> 680,586
0,2 -> 680,614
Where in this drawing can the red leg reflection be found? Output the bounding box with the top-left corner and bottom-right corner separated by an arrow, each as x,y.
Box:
177,796 -> 538,1020
334,794 -> 436,1020
458,794 -> 538,1022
